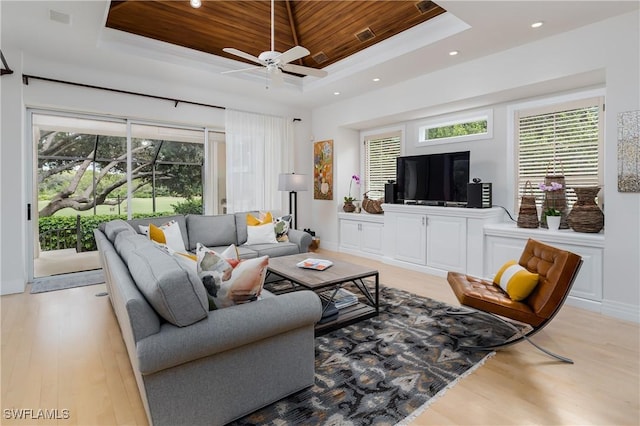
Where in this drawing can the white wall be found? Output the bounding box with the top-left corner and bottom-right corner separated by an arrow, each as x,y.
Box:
311,11 -> 640,322
0,49 -> 312,295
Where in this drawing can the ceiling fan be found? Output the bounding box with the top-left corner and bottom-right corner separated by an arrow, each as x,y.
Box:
221,0 -> 328,85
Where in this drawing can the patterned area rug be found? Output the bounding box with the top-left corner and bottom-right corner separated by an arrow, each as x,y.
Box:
231,285 -> 523,425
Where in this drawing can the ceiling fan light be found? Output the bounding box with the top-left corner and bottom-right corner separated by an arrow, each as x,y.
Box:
190,0 -> 202,9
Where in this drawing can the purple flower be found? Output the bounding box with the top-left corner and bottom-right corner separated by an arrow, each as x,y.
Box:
345,174 -> 361,202
539,181 -> 563,192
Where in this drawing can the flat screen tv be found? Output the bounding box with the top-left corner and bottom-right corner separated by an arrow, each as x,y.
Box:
396,151 -> 470,205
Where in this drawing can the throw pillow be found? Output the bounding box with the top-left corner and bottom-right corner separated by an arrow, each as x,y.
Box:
493,261 -> 540,301
246,212 -> 278,245
148,220 -> 186,253
246,211 -> 273,226
195,243 -> 241,310
215,255 -> 269,309
274,214 -> 292,242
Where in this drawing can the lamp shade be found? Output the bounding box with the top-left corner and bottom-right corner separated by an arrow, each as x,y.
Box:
278,173 -> 308,192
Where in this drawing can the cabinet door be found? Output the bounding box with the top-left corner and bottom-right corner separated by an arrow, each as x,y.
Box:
360,222 -> 384,255
426,215 -> 467,272
394,213 -> 427,265
339,220 -> 361,251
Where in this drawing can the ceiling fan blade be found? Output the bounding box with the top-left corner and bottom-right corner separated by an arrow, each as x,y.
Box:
222,48 -> 264,65
281,63 -> 328,78
276,46 -> 310,64
221,66 -> 264,75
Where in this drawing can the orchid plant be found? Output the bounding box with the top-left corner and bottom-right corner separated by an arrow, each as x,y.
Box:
539,181 -> 563,216
344,174 -> 360,203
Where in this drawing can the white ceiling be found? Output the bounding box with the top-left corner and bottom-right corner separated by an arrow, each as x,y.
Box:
2,1 -> 638,109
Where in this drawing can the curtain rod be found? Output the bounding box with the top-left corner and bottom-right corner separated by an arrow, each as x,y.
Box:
22,74 -> 225,110
22,74 -> 303,122
1,50 -> 13,76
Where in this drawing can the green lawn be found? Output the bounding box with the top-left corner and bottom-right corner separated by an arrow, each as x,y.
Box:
38,197 -> 186,217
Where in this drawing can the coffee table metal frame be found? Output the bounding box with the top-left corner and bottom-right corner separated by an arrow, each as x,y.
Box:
265,253 -> 379,334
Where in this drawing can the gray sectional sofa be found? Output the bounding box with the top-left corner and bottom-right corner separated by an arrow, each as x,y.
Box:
94,212 -> 322,426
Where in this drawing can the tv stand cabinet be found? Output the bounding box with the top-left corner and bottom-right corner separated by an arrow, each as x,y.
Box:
381,204 -> 504,276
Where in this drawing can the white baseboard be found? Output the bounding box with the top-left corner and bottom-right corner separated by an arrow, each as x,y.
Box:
565,296 -> 601,313
337,247 -> 384,261
1,278 -> 27,295
601,299 -> 640,323
381,257 -> 447,278
322,241 -> 339,252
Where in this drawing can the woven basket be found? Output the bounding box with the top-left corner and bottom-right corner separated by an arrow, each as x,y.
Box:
567,186 -> 604,233
540,174 -> 569,229
362,192 -> 384,214
517,181 -> 539,228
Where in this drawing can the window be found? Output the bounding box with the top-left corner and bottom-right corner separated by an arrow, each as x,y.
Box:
364,132 -> 402,199
418,109 -> 493,145
515,96 -> 604,209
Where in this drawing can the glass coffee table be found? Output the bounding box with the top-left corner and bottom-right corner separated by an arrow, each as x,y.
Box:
266,253 -> 379,334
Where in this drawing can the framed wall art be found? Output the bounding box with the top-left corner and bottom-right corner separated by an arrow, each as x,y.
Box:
617,110 -> 640,192
313,139 -> 333,200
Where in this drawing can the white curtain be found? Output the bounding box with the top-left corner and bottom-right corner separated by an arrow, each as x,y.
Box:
225,109 -> 294,213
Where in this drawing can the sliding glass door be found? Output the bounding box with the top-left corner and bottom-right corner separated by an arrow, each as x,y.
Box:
29,110 -> 223,281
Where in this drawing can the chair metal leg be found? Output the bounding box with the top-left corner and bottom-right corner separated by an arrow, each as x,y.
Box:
445,308 -> 574,364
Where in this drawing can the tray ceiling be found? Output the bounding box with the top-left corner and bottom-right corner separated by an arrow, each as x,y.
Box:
106,0 -> 446,72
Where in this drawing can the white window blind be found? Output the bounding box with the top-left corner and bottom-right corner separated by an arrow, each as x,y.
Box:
516,96 -> 603,209
364,134 -> 401,199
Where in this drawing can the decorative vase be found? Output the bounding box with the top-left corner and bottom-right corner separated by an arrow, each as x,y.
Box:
546,215 -> 561,231
343,201 -> 356,213
568,186 -> 604,233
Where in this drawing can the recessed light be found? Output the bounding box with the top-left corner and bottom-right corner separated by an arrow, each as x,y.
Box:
333,91 -> 341,96
190,0 -> 202,8
531,21 -> 544,28
372,78 -> 380,82
449,50 -> 459,56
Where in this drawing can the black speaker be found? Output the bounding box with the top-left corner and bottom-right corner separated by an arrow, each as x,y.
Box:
467,181 -> 492,208
385,182 -> 397,204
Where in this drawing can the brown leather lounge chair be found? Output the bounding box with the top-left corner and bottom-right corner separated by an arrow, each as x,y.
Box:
447,238 -> 582,363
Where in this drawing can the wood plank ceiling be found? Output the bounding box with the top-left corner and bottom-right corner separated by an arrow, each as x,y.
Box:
106,0 -> 446,72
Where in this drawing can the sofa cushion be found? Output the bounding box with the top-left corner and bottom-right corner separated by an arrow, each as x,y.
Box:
234,211 -> 258,245
234,245 -> 259,259
186,214 -> 237,251
127,243 -> 209,327
114,232 -> 154,265
104,219 -> 137,243
245,242 -> 299,258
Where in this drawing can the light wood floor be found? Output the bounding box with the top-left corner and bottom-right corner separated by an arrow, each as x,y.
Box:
2,249 -> 638,425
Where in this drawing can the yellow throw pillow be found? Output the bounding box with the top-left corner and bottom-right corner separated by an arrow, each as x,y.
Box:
148,220 -> 186,253
493,260 -> 517,284
246,211 -> 273,226
494,261 -> 539,301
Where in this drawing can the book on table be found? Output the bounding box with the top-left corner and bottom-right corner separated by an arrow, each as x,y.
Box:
296,258 -> 333,271
321,288 -> 358,309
